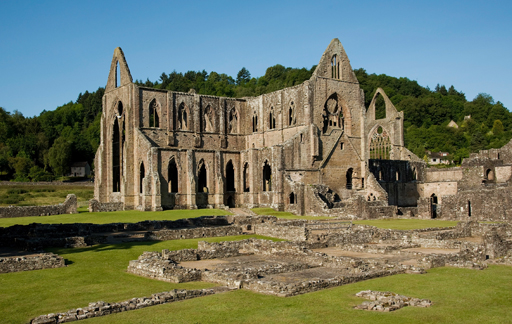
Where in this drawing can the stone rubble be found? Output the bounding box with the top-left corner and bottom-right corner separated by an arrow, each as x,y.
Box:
354,290 -> 432,312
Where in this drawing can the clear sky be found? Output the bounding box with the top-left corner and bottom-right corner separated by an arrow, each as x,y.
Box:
1,0 -> 511,117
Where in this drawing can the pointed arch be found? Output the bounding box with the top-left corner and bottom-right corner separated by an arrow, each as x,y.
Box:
149,99 -> 160,128
269,107 -> 276,130
202,105 -> 213,132
289,192 -> 296,204
112,119 -> 121,192
252,111 -> 258,132
288,101 -> 296,126
263,160 -> 272,191
117,101 -> 123,116
243,162 -> 250,192
139,162 -> 145,194
177,102 -> 188,130
106,47 -> 133,92
168,158 -> 178,193
331,54 -> 340,79
322,93 -> 343,134
226,160 -> 235,192
346,168 -> 353,189
197,160 -> 208,193
228,108 -> 238,134
369,125 -> 392,160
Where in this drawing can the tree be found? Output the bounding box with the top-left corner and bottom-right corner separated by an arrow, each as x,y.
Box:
236,67 -> 251,85
48,137 -> 72,176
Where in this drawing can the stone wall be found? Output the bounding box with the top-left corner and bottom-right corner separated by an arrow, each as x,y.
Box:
0,253 -> 65,273
0,194 -> 77,218
145,225 -> 242,241
30,288 -> 223,324
254,221 -> 308,241
88,199 -> 124,212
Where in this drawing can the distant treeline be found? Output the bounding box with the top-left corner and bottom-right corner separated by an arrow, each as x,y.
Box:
0,64 -> 510,181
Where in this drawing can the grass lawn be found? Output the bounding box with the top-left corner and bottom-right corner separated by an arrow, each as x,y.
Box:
84,265 -> 512,324
0,208 -> 232,227
0,184 -> 93,207
0,235 -> 279,323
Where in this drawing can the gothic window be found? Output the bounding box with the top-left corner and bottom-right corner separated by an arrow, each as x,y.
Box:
228,108 -> 238,134
117,101 -> 123,116
369,126 -> 392,160
331,55 -> 340,79
289,192 -> 295,204
346,168 -> 353,189
252,112 -> 258,132
168,159 -> 178,193
112,119 -> 121,192
202,105 -> 213,132
374,92 -> 386,119
269,107 -> 276,130
198,161 -> 207,193
177,102 -> 188,130
263,161 -> 272,191
226,160 -> 235,192
288,101 -> 296,126
149,99 -> 160,128
139,162 -> 145,194
243,163 -> 250,192
322,93 -> 343,134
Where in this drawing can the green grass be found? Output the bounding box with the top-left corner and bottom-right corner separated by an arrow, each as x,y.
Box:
353,219 -> 459,230
251,208 -> 333,220
0,209 -> 232,227
83,265 -> 512,324
0,235 -> 279,323
0,184 -> 93,207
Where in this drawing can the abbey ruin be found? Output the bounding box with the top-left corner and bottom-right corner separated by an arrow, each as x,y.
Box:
93,39 -> 512,222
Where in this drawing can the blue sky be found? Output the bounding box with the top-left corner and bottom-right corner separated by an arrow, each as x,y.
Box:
1,0 -> 511,117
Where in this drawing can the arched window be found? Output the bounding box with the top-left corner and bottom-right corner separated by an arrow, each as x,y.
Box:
369,126 -> 391,160
139,162 -> 145,194
252,112 -> 258,132
431,193 -> 438,218
288,101 -> 296,126
198,162 -> 207,193
322,93 -> 342,134
117,101 -> 123,116
396,170 -> 401,181
468,200 -> 472,217
228,108 -> 238,134
177,102 -> 188,130
112,119 -> 121,192
289,192 -> 295,204
243,163 -> 250,192
331,55 -> 340,79
168,159 -> 178,193
226,160 -> 235,192
149,99 -> 159,128
269,107 -> 276,130
374,92 -> 386,119
263,161 -> 272,191
202,105 -> 213,132
346,168 -> 353,189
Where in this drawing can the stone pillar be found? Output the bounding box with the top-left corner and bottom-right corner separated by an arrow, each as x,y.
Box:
214,151 -> 225,208
272,145 -> 285,211
186,150 -> 197,209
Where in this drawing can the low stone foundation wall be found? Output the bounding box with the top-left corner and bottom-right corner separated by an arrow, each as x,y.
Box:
30,288 -> 225,324
0,194 -> 77,218
88,199 -> 123,212
145,225 -> 242,241
254,222 -> 308,241
354,290 -> 432,312
0,253 -> 65,273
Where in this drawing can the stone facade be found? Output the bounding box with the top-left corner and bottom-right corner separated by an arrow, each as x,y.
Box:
93,39 -> 414,215
0,194 -> 77,218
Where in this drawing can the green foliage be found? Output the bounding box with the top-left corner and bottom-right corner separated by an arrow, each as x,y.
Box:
0,64 -> 510,181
